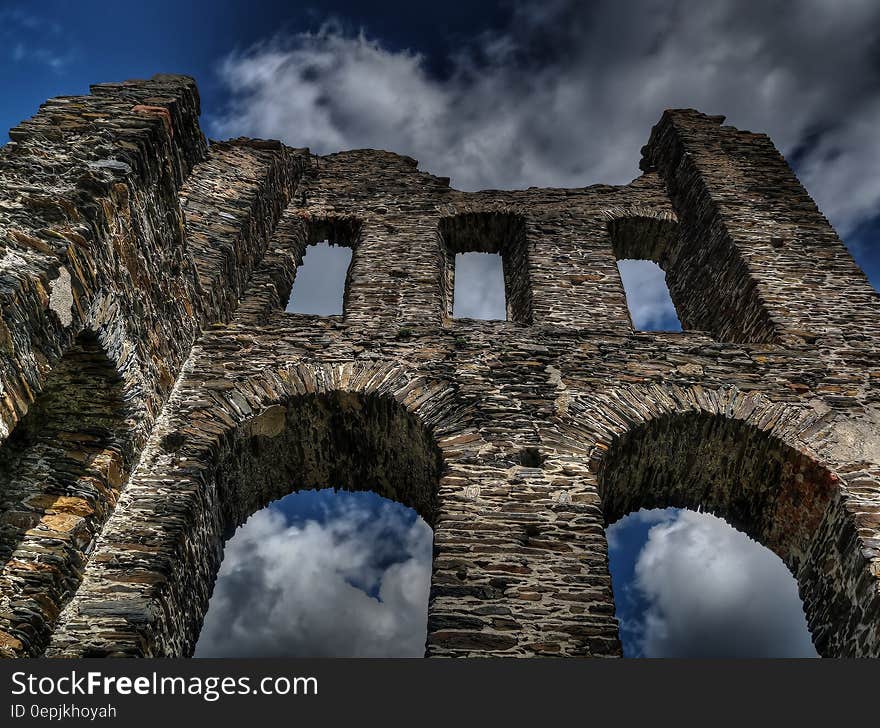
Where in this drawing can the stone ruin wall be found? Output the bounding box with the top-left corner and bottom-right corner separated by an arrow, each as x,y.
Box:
0,75 -> 877,658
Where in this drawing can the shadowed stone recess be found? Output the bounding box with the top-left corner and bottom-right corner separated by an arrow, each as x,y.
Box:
0,75 -> 876,658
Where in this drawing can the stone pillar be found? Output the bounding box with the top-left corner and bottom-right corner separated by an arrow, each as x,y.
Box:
427,453 -> 619,657
641,109 -> 880,344
526,174 -> 678,332
295,150 -> 453,329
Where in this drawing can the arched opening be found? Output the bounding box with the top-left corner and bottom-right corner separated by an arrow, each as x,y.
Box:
597,411 -> 857,657
191,390 -> 443,657
0,332 -> 132,657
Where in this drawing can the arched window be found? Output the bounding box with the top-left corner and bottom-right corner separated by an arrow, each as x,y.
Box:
189,391 -> 443,657
597,409 -> 862,656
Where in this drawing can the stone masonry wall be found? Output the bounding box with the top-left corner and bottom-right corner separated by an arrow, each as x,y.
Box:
0,76 -> 877,657
0,77 -> 306,656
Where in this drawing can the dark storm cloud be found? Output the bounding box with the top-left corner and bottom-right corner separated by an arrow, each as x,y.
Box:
212,0 -> 880,236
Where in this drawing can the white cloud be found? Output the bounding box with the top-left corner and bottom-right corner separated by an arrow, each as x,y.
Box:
211,0 -> 880,237
606,507 -> 679,550
194,494 -> 432,657
631,510 -> 817,657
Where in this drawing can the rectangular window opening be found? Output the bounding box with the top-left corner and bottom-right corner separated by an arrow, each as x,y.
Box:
616,259 -> 683,332
439,212 -> 531,324
286,240 -> 353,316
452,252 -> 507,320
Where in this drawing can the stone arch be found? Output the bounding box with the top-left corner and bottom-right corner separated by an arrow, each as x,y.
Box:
0,329 -> 134,657
217,389 -> 442,533
578,384 -> 880,657
602,206 -> 680,263
195,389 -> 443,657
46,362 -> 472,657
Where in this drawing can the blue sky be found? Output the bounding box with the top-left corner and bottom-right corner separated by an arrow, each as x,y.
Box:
0,1 -> 511,139
5,0 -> 878,657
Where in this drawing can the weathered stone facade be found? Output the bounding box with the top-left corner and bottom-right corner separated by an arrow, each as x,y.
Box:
0,75 -> 877,658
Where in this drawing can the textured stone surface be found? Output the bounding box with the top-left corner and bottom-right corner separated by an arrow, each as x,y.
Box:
0,76 -> 877,658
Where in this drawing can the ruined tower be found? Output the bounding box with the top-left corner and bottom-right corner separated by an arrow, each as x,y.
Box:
0,75 -> 877,658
